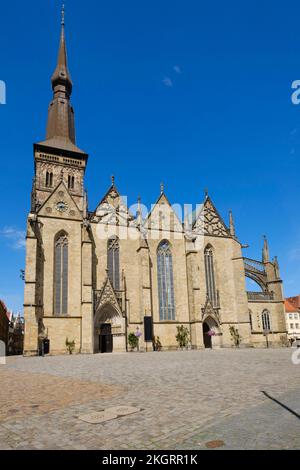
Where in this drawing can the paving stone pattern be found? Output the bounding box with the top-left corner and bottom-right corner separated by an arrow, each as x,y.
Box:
0,349 -> 299,450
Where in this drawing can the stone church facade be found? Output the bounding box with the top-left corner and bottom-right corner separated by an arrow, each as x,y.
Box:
24,14 -> 287,355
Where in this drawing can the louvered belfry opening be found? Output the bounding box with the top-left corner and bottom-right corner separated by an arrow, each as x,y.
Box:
107,236 -> 120,290
54,233 -> 68,315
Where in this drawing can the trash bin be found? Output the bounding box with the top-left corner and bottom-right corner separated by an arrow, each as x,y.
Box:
296,338 -> 300,348
43,339 -> 50,355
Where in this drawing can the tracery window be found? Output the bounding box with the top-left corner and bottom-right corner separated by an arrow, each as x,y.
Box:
262,310 -> 271,331
108,236 -> 120,290
54,233 -> 68,315
157,240 -> 175,321
204,246 -> 217,305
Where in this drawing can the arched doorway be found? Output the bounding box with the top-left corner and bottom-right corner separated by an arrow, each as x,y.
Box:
202,316 -> 222,349
94,302 -> 126,354
203,322 -> 212,348
99,323 -> 113,353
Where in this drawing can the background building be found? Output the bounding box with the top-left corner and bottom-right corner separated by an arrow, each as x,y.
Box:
7,314 -> 25,356
0,300 -> 9,351
285,296 -> 300,342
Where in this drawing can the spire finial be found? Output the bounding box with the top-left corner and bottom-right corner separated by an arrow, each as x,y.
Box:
160,182 -> 164,194
229,209 -> 236,237
111,175 -> 115,186
204,188 -> 208,197
61,3 -> 65,26
137,195 -> 142,226
262,235 -> 270,263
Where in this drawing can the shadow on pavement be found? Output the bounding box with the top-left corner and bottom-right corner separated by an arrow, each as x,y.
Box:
261,390 -> 300,420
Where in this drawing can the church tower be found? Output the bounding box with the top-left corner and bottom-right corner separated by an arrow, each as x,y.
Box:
24,7 -> 93,355
32,5 -> 88,213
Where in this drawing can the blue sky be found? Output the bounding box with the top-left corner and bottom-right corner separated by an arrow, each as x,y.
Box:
0,0 -> 300,312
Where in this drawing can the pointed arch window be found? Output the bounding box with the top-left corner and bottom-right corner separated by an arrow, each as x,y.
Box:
157,240 -> 175,321
249,310 -> 253,331
204,246 -> 217,306
46,171 -> 53,188
54,233 -> 68,315
108,236 -> 120,290
68,175 -> 75,190
262,310 -> 271,331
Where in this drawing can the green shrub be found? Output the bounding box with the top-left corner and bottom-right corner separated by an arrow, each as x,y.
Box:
229,326 -> 241,347
176,325 -> 190,349
128,332 -> 139,350
65,337 -> 75,355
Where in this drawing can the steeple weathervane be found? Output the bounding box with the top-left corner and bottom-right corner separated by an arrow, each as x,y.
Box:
61,3 -> 65,26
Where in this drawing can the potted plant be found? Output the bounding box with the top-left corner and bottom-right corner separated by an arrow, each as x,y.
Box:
229,326 -> 241,348
128,332 -> 139,352
135,327 -> 142,351
175,325 -> 190,350
65,337 -> 75,355
153,336 -> 162,351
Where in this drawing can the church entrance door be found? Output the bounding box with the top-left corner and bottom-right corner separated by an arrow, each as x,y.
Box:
99,324 -> 113,353
203,321 -> 212,349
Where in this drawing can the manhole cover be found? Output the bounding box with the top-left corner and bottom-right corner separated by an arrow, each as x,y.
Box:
78,406 -> 141,424
205,440 -> 225,449
105,406 -> 140,416
78,411 -> 118,424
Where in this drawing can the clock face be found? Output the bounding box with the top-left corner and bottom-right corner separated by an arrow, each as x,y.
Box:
56,201 -> 68,213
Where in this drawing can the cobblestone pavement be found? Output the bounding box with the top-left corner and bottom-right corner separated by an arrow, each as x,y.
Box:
0,349 -> 300,450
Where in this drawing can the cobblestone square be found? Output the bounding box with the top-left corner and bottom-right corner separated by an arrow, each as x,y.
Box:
0,349 -> 299,450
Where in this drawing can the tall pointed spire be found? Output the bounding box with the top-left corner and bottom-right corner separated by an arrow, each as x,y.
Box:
42,3 -> 81,150
229,210 -> 235,237
262,235 -> 270,263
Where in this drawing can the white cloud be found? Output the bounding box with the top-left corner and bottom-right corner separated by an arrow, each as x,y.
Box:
162,77 -> 173,87
173,65 -> 182,74
0,227 -> 26,250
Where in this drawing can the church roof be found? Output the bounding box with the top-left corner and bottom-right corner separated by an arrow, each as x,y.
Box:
285,299 -> 299,313
37,137 -> 87,155
286,296 -> 300,310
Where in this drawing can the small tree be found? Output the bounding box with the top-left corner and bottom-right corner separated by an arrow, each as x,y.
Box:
153,336 -> 162,351
229,326 -> 241,347
65,337 -> 75,355
176,325 -> 190,349
128,332 -> 139,351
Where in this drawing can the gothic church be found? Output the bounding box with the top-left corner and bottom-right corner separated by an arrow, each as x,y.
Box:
24,12 -> 287,355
